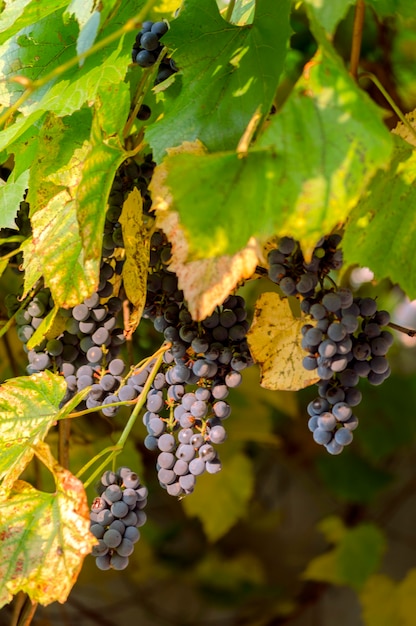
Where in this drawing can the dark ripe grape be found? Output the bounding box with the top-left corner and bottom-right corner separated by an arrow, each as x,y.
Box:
220,309 -> 237,328
137,104 -> 152,120
190,400 -> 208,418
280,276 -> 297,296
190,433 -> 204,448
370,356 -> 389,374
124,526 -> 140,543
225,370 -> 242,388
87,346 -> 103,363
336,337 -> 352,355
327,322 -> 347,342
90,523 -> 105,539
318,339 -> 337,358
325,439 -> 344,455
211,383 -> 228,400
296,273 -> 316,294
72,303 -> 90,321
307,397 -> 329,416
278,236 -> 295,255
173,459 -> 189,476
339,369 -> 359,387
268,249 -> 286,265
317,365 -> 333,380
151,20 -> 169,37
158,452 -> 175,469
332,402 -> 352,422
353,342 -> 371,360
18,325 -> 34,342
27,299 -> 45,318
147,417 -> 165,437
123,472 -> 140,489
32,352 -> 51,371
209,425 -> 227,443
77,374 -> 93,390
140,31 -> 159,51
310,303 -> 327,320
341,314 -> 359,333
313,428 -> 332,445
330,355 -> 348,373
167,384 -> 185,401
338,288 -> 354,309
359,297 -> 378,317
364,322 -> 381,339
84,293 -> 100,308
110,554 -> 129,570
206,458 -> 222,474
111,500 -> 129,519
108,358 -> 125,376
176,444 -> 195,462
189,458 -> 206,476
199,444 -> 216,462
213,401 -> 231,419
61,362 -> 75,377
317,412 -> 337,431
146,393 -> 164,413
92,540 -> 109,557
118,385 -> 137,402
158,433 -> 175,452
322,292 -> 341,312
91,306 -> 107,322
116,538 -> 135,558
212,326 -> 228,341
344,414 -> 359,431
179,473 -> 196,493
66,374 -> 77,390
92,327 -> 110,346
354,360 -> 371,377
344,387 -> 362,406
326,386 -> 345,404
371,336 -> 390,356
269,263 -> 286,283
334,427 -> 353,446
374,310 -> 391,326
178,428 -> 193,444
100,374 -> 117,391
308,416 -> 319,431
158,468 -> 176,485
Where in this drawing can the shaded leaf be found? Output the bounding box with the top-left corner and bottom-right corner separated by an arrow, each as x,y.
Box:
247,292 -> 318,391
0,372 -> 67,497
304,0 -> 356,34
303,518 -> 385,591
0,444 -> 95,607
0,170 -> 29,229
182,452 -> 254,542
146,0 -> 291,159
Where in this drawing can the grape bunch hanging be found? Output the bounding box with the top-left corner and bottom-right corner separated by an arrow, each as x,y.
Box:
267,235 -> 394,455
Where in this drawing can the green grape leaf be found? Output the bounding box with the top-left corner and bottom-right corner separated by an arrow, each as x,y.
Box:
366,0 -> 415,18
343,137 -> 416,300
0,0 -> 68,46
0,169 -> 29,229
182,451 -> 254,542
229,0 -> 255,25
146,0 -> 291,159
303,519 -> 385,591
0,444 -> 95,608
0,372 -> 67,498
304,0 -> 356,34
152,42 -> 392,261
247,292 -> 318,391
24,112 -> 126,307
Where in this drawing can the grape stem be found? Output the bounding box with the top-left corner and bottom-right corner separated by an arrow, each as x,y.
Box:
388,322 -> 416,337
78,343 -> 169,488
349,0 -> 365,80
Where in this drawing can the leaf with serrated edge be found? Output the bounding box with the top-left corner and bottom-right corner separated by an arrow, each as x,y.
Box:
0,442 -> 95,608
119,187 -> 149,336
0,170 -> 29,229
0,372 -> 66,498
247,292 -> 318,391
151,141 -> 260,320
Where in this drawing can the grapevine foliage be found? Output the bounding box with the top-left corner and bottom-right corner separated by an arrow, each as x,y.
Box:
0,0 -> 416,623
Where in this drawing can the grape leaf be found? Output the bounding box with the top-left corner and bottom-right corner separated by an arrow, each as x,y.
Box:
0,444 -> 95,608
343,137 -> 416,301
182,451 -> 254,542
0,169 -> 29,229
360,574 -> 398,626
303,519 -> 385,591
304,0 -> 356,34
120,187 -> 149,336
0,372 -> 67,498
229,0 -> 255,25
151,42 -> 392,262
0,0 -> 68,46
247,292 -> 318,391
397,570 -> 416,626
146,0 -> 291,159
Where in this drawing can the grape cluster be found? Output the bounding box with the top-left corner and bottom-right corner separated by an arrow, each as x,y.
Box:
14,261 -> 126,405
268,235 -> 394,454
139,232 -> 253,495
90,468 -> 147,570
132,20 -> 178,84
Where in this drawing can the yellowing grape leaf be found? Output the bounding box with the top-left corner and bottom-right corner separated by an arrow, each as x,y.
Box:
360,575 -> 398,626
119,187 -> 150,336
397,569 -> 416,626
151,146 -> 260,319
247,292 -> 318,391
0,372 -> 67,498
0,442 -> 95,608
391,109 -> 416,147
26,305 -> 68,350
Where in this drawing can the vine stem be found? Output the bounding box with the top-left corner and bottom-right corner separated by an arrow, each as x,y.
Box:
388,321 -> 416,337
0,0 -> 158,130
78,344 -> 168,488
358,71 -> 416,142
350,0 -> 365,80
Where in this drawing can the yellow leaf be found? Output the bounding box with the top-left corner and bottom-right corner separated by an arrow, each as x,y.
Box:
391,109 -> 416,148
359,575 -> 399,626
0,442 -> 95,607
397,569 -> 416,626
119,187 -> 149,335
247,292 -> 319,391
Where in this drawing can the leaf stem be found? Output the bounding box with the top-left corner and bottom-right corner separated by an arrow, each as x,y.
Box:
388,322 -> 416,338
349,0 -> 365,80
358,71 -> 416,142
